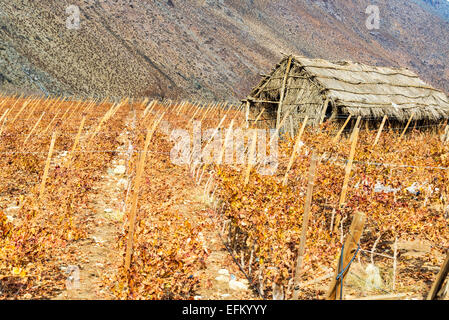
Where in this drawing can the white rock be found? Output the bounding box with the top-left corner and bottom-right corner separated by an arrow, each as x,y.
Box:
6,215 -> 14,223
229,279 -> 248,291
118,178 -> 128,187
221,294 -> 231,298
218,269 -> 230,276
6,206 -> 20,212
365,263 -> 383,291
104,208 -> 113,213
215,275 -> 230,283
194,296 -> 202,300
113,165 -> 126,175
92,236 -> 105,244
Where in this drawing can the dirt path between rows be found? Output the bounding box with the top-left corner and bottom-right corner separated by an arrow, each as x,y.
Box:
54,111 -> 258,300
53,115 -> 134,300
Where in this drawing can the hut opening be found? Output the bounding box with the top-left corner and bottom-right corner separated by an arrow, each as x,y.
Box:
243,55 -> 449,134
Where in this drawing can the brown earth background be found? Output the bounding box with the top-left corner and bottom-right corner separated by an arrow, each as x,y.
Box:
0,0 -> 448,102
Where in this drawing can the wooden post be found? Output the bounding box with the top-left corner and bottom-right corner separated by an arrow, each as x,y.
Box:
42,109 -> 61,135
189,103 -> 203,124
289,115 -> 295,137
0,108 -> 10,136
332,115 -> 352,143
319,98 -> 330,125
392,236 -> 398,291
124,113 -> 164,272
250,108 -> 266,129
24,100 -> 40,122
399,112 -> 415,139
245,101 -> 250,129
349,116 -> 361,143
220,119 -> 234,164
66,100 -> 83,120
200,103 -> 213,123
339,127 -> 359,207
24,111 -> 45,144
67,116 -> 86,165
283,116 -> 308,186
244,130 -> 258,186
427,251 -> 449,300
373,115 -> 387,146
269,105 -> 295,146
277,56 -> 293,129
58,102 -> 74,122
39,132 -> 57,199
292,152 -> 319,299
88,103 -> 119,144
0,108 -> 9,125
11,101 -> 30,124
326,211 -> 366,300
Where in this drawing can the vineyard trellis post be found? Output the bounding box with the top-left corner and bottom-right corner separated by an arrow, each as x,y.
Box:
373,115 -> 388,146
292,151 -> 319,300
427,250 -> 449,300
326,211 -> 366,300
39,131 -> 57,200
400,112 -> 415,139
124,113 -> 164,272
283,115 -> 308,186
339,127 -> 359,208
332,114 -> 351,143
244,130 -> 258,186
67,115 -> 86,166
349,116 -> 361,143
332,126 -> 359,235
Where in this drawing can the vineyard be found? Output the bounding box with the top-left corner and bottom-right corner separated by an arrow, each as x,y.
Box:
0,94 -> 448,300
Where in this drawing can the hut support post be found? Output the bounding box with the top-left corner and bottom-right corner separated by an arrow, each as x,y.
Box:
277,56 -> 293,130
319,97 -> 330,126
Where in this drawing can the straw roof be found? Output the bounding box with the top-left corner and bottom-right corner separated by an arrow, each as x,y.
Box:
250,55 -> 449,122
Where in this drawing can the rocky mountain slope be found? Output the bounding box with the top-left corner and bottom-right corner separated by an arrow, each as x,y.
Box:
0,0 -> 448,101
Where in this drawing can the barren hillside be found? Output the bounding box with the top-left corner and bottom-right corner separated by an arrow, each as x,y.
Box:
0,0 -> 448,100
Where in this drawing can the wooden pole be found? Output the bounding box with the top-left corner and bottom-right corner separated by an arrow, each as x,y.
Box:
250,108 -> 265,129
24,111 -> 45,144
283,116 -> 308,186
399,112 -> 415,139
220,119 -> 234,164
11,101 -> 30,124
244,130 -> 258,186
349,116 -> 361,143
427,251 -> 449,300
326,211 -> 366,300
67,116 -> 86,165
42,109 -> 61,135
373,115 -> 387,146
245,101 -> 250,129
332,115 -> 352,143
24,100 -> 40,122
124,113 -> 164,272
292,152 -> 319,299
392,236 -> 398,291
339,127 -> 359,207
277,56 -> 293,129
39,132 -> 57,199
0,108 -> 10,136
269,105 -> 295,146
319,98 -> 330,125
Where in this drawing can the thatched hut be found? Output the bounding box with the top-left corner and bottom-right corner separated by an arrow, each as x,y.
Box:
244,55 -> 449,132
